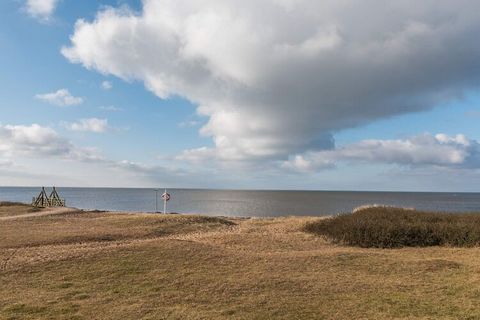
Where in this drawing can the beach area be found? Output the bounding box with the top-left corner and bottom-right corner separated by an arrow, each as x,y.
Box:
3,1 -> 480,319
1,202 -> 480,319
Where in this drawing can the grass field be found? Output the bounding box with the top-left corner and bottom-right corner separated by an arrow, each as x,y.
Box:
1,203 -> 480,319
0,202 -> 41,218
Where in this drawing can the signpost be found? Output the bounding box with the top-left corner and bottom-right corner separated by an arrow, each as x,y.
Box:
154,189 -> 159,212
161,189 -> 171,214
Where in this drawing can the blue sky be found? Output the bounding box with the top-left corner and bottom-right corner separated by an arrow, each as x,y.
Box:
1,0 -> 480,191
0,0 -> 206,159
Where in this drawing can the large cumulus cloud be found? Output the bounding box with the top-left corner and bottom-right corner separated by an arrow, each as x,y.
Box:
62,0 -> 480,164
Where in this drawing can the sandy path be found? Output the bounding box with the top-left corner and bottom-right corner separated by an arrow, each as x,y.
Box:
0,207 -> 78,221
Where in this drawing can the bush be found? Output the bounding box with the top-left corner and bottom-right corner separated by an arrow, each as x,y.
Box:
305,206 -> 480,248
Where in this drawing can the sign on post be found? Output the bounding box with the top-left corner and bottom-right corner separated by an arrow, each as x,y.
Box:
161,189 -> 170,213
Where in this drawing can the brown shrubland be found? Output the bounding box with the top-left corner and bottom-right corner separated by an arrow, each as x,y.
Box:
305,206 -> 480,248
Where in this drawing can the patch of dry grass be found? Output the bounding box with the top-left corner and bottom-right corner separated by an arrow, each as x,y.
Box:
1,203 -> 480,319
0,210 -> 235,249
0,202 -> 42,217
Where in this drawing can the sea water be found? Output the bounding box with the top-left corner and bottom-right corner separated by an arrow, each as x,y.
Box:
1,187 -> 480,217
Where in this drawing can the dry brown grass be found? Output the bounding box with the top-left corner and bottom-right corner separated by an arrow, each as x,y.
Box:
1,204 -> 480,319
0,202 -> 42,217
0,210 -> 235,249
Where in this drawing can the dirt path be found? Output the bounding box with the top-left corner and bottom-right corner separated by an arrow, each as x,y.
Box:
0,207 -> 78,221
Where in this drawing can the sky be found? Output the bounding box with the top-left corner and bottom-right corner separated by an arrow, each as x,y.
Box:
1,0 -> 480,191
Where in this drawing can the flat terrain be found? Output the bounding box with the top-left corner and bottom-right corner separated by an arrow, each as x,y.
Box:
0,202 -> 41,218
0,203 -> 77,221
1,204 -> 480,319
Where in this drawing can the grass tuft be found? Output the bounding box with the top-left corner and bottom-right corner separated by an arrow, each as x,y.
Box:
305,207 -> 480,248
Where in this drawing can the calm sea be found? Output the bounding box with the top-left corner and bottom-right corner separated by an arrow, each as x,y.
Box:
1,187 -> 480,217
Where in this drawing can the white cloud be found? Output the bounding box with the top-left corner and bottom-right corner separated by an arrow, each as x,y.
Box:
100,105 -> 122,112
0,123 -> 102,162
101,81 -> 113,90
112,160 -> 182,177
62,1 -> 480,165
65,118 -> 109,133
282,134 -> 480,172
0,123 -> 195,187
176,147 -> 215,164
0,124 -> 69,157
35,89 -> 83,107
24,0 -> 59,21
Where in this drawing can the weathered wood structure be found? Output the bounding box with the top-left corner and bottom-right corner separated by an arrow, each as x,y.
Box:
32,186 -> 65,208
49,187 -> 65,207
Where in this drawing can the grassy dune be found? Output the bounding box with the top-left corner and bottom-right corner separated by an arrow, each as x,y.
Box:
1,204 -> 480,319
305,206 -> 480,248
0,202 -> 41,218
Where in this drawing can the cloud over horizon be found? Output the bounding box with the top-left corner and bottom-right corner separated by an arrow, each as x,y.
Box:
61,0 -> 480,171
0,123 -> 196,187
0,123 -> 101,162
282,133 -> 480,172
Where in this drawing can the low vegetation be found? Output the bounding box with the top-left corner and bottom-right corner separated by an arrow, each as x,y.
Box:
305,206 -> 480,248
0,209 -> 235,248
2,203 -> 480,319
0,201 -> 27,207
0,202 -> 41,217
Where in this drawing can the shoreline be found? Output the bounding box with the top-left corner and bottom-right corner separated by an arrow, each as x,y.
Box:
3,201 -> 480,221
2,201 -> 334,220
75,207 -> 331,221
4,188 -> 480,216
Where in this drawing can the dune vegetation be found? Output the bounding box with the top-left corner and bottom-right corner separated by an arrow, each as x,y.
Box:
1,203 -> 480,319
305,206 -> 480,248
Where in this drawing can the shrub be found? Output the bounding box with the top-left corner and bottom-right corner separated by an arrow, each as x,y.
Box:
305,206 -> 480,248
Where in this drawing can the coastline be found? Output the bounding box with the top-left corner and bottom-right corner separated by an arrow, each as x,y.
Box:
3,187 -> 480,216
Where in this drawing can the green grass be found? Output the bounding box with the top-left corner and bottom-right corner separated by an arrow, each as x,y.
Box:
305,206 -> 480,248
